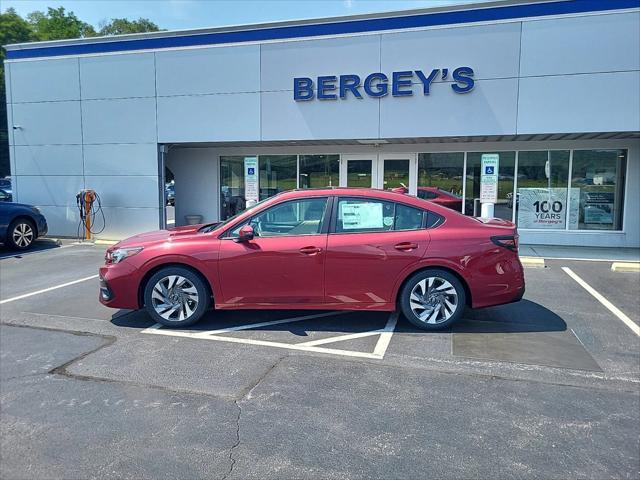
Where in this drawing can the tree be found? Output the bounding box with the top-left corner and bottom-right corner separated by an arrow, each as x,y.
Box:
27,7 -> 96,41
99,18 -> 160,36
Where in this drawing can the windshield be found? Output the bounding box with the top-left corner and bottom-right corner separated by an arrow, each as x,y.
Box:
198,197 -> 272,233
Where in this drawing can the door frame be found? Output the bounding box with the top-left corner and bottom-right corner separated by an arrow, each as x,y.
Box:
340,153 -> 417,196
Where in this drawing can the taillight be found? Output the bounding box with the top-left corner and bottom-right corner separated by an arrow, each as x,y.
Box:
491,235 -> 518,252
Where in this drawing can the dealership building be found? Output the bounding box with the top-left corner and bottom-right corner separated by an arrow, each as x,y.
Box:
4,0 -> 639,246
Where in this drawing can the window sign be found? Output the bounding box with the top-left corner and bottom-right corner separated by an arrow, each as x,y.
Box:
517,188 -> 579,229
480,154 -> 499,203
340,201 -> 386,230
244,157 -> 258,205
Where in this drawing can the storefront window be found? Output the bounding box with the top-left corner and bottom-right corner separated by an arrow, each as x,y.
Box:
418,153 -> 464,212
466,152 -> 515,220
383,159 -> 410,190
516,151 -> 570,230
259,155 -> 297,200
220,156 -> 247,220
570,150 -> 626,231
347,160 -> 373,187
299,155 -> 339,189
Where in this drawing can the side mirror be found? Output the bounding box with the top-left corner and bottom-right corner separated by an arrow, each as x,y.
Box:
235,224 -> 255,242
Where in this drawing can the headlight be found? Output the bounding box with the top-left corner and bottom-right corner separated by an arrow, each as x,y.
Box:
109,247 -> 143,264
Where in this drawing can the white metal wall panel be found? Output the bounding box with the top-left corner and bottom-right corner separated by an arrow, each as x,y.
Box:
157,93 -> 260,142
4,62 -> 12,104
80,53 -> 156,99
155,45 -> 260,96
261,90 -> 379,140
10,58 -> 79,102
381,78 -> 518,138
260,35 -> 381,91
81,98 -> 157,144
84,176 -> 159,208
16,175 -> 84,207
517,71 -> 640,134
520,12 -> 640,77
99,207 -> 160,239
6,101 -> 13,146
13,145 -> 83,176
381,22 -> 521,79
12,101 -> 82,145
83,143 -> 158,176
34,206 -> 81,237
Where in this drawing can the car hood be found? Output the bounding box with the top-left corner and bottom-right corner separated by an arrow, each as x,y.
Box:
114,223 -> 211,248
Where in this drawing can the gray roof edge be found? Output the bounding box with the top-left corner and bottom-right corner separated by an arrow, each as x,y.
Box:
4,0 -> 552,51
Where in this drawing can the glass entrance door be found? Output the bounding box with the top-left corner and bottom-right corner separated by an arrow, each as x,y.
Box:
341,154 -> 417,194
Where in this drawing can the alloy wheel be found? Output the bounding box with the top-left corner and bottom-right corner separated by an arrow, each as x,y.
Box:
409,276 -> 459,324
12,223 -> 34,248
151,275 -> 199,322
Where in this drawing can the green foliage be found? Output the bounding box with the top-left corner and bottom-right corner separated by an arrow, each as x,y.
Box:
99,18 -> 160,36
0,7 -> 162,177
27,7 -> 97,40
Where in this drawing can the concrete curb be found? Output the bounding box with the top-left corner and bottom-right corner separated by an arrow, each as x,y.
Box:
611,262 -> 640,273
519,257 -> 545,268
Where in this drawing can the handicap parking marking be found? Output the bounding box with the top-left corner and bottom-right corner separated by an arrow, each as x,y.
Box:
142,311 -> 399,360
562,266 -> 639,336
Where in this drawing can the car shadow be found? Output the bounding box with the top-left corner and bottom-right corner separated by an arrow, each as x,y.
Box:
110,299 -> 567,336
0,238 -> 62,259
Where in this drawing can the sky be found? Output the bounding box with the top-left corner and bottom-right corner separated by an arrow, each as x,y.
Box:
2,0 -> 491,31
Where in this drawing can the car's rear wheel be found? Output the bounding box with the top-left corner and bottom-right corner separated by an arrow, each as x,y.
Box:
7,218 -> 36,250
143,267 -> 210,327
400,269 -> 466,330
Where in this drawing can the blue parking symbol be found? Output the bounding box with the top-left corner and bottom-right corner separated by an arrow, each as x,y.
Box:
485,166 -> 494,174
247,167 -> 255,175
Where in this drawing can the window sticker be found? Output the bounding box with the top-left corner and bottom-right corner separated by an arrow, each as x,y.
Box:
340,202 -> 384,230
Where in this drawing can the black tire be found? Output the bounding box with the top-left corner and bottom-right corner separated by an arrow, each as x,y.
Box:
143,266 -> 210,327
400,269 -> 466,331
7,217 -> 36,250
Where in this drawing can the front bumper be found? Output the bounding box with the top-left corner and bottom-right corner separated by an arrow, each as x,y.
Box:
98,262 -> 142,310
36,215 -> 48,237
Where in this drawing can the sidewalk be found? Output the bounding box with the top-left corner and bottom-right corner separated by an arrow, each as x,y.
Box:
520,245 -> 640,262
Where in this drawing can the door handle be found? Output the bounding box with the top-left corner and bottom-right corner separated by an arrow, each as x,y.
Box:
394,242 -> 418,251
299,246 -> 322,255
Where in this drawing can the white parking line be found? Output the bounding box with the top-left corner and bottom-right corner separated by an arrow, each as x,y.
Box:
142,311 -> 398,359
0,275 -> 99,305
562,267 -> 639,336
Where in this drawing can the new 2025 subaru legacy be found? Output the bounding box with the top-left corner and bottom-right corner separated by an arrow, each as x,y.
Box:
99,188 -> 524,330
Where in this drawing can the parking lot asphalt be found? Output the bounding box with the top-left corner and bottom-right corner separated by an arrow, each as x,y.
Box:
1,243 -> 639,479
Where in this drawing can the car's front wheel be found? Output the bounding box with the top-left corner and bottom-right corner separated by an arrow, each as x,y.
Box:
7,218 -> 36,250
143,267 -> 210,327
400,269 -> 466,330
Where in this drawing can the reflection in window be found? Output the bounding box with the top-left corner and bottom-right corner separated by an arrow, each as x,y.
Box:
383,159 -> 410,190
516,151 -> 570,230
299,155 -> 339,189
220,156 -> 247,220
570,150 -> 626,231
466,152 -> 515,220
347,160 -> 373,187
418,153 -> 464,212
259,155 -> 297,201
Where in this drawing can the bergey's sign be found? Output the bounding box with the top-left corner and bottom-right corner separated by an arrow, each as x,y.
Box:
294,67 -> 474,101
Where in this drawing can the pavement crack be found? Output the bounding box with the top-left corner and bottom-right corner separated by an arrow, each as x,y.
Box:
239,355 -> 286,401
222,400 -> 242,480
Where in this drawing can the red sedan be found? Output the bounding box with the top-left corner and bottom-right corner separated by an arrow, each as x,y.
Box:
99,188 -> 524,330
391,186 -> 463,212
